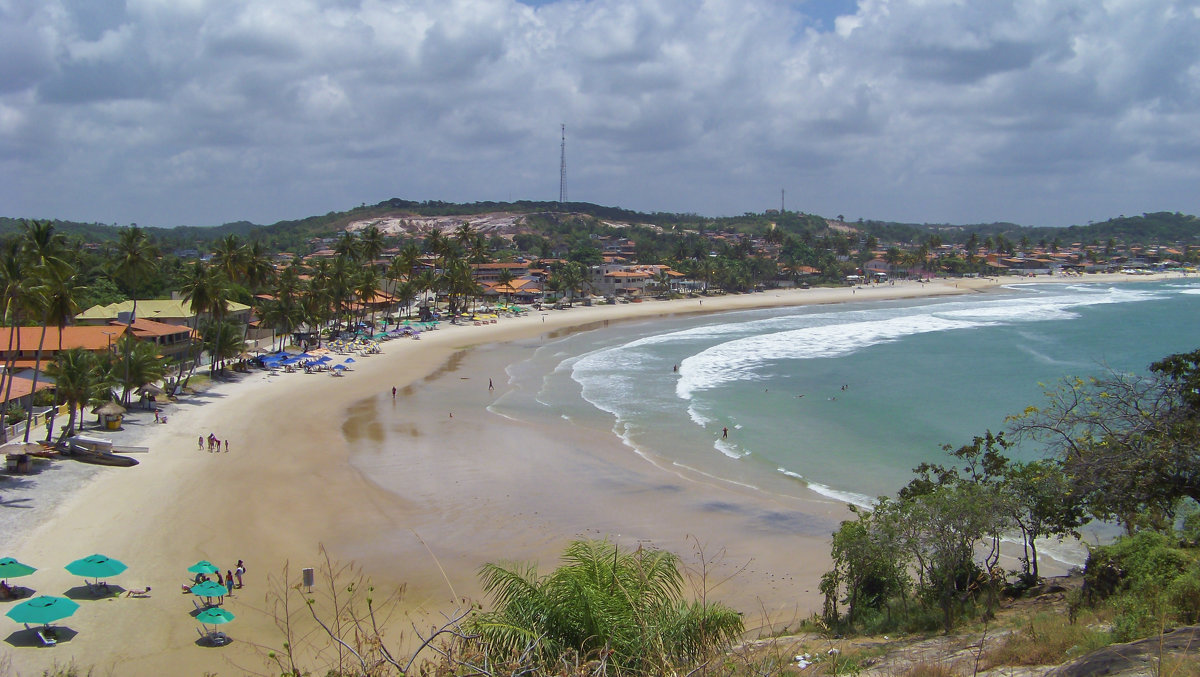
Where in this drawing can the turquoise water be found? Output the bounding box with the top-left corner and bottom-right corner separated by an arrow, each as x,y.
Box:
491,280 -> 1200,507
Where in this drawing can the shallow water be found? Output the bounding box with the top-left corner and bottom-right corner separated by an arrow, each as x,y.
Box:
491,279 -> 1200,507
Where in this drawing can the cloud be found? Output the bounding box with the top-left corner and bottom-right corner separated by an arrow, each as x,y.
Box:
0,0 -> 1197,227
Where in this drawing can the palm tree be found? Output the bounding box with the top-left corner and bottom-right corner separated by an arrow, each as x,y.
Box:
0,241 -> 29,441
495,268 -> 516,306
211,234 -> 247,283
202,320 -> 246,374
333,231 -> 360,262
110,225 -> 158,409
45,348 -> 112,442
110,225 -> 159,320
468,539 -> 743,673
358,225 -> 386,268
21,268 -> 82,440
243,241 -> 276,293
179,261 -> 229,385
112,335 -> 169,400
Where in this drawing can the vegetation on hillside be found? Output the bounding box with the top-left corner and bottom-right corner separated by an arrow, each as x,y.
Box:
819,346 -> 1200,660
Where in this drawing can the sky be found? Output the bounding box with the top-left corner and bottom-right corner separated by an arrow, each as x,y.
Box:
1,0 -> 1198,229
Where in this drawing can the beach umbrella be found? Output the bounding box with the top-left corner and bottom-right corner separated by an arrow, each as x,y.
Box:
6,596 -> 78,626
332,364 -> 347,371
190,580 -> 228,604
343,358 -> 356,363
0,557 -> 36,583
195,607 -> 235,625
65,554 -> 127,582
187,560 -> 220,575
317,356 -> 332,363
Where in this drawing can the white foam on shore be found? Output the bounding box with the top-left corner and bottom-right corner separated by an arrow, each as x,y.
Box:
675,285 -> 1163,399
778,468 -> 878,508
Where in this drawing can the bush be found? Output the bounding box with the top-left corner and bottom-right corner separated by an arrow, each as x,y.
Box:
1081,532 -> 1200,641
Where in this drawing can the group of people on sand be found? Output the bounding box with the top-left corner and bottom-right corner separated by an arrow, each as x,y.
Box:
188,559 -> 246,598
200,433 -> 229,453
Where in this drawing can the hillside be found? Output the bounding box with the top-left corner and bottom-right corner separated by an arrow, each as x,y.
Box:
3,202 -> 1199,251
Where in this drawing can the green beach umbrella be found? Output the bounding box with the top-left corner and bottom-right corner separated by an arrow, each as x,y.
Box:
65,554 -> 127,580
187,560 -> 220,575
0,557 -> 36,583
6,596 -> 78,626
190,580 -> 228,600
195,607 -> 235,625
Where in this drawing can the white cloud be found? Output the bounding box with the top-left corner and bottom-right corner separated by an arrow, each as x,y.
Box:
0,0 -> 1197,227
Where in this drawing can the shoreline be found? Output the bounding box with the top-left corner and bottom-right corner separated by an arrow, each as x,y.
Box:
1,272 -> 1182,675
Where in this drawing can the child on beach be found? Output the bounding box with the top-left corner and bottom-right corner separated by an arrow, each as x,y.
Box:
198,436 -> 204,450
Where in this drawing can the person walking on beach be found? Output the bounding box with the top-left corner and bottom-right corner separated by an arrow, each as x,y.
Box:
391,386 -> 396,399
235,560 -> 245,588
198,436 -> 204,451
488,378 -> 494,391
224,439 -> 229,453
722,427 -> 728,439
226,570 -> 235,597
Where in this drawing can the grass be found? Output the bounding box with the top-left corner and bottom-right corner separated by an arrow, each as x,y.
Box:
980,611 -> 1112,669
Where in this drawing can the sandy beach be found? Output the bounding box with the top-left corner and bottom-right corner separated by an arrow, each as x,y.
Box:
0,273 -> 1178,676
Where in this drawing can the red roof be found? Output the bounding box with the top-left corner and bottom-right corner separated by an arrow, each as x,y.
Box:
1,375 -> 54,404
0,325 -> 129,353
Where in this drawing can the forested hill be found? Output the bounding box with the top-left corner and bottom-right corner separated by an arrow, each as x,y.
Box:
2,202 -> 1198,249
858,211 -> 1200,247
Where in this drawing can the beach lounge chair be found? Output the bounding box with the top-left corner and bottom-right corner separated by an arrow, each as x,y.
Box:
35,627 -> 57,647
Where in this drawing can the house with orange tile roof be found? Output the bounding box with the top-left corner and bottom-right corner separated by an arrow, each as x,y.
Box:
0,325 -> 131,374
0,374 -> 55,414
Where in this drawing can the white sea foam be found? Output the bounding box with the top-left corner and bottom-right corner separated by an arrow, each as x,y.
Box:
675,286 -> 1163,399
714,438 -> 744,459
677,313 -> 976,398
1181,288 -> 1200,295
780,469 -> 877,508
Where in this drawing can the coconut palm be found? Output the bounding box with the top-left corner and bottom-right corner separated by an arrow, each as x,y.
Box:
46,348 -> 113,441
202,320 -> 245,374
19,225 -> 80,441
110,225 -> 159,320
211,234 -> 247,283
469,539 -> 743,673
111,335 -> 169,400
333,231 -> 359,262
358,225 -> 386,268
179,261 -> 229,385
243,240 -> 276,293
0,241 -> 30,441
495,268 -> 516,306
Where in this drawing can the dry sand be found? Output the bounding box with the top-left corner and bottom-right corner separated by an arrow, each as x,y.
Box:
0,273 -> 1177,675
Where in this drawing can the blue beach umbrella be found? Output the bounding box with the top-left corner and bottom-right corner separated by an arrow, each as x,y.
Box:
65,554 -> 127,582
187,560 -> 220,575
190,580 -> 228,605
332,364 -> 347,371
343,358 -> 356,364
195,607 -> 235,625
0,557 -> 36,583
6,596 -> 78,626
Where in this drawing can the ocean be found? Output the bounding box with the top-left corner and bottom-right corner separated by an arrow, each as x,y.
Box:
490,279 -> 1200,511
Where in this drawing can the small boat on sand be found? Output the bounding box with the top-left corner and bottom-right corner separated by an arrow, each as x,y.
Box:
67,446 -> 139,467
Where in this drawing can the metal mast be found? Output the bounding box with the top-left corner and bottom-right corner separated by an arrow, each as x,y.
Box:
559,124 -> 567,205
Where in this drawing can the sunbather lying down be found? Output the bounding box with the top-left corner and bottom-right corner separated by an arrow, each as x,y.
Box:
125,586 -> 151,597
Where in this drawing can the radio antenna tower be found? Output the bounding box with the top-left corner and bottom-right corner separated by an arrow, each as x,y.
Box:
559,124 -> 568,206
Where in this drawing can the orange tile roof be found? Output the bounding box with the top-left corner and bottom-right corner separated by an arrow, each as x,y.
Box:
109,318 -> 191,339
0,325 -> 130,352
1,375 -> 54,403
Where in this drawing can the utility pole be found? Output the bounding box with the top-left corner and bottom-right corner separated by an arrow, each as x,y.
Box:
559,124 -> 568,206
781,188 -> 785,213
